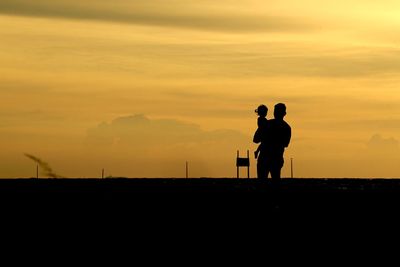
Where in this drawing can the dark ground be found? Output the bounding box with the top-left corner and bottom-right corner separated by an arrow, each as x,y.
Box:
2,178 -> 400,214
2,178 -> 400,247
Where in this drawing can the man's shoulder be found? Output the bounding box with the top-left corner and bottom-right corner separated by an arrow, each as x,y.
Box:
270,119 -> 290,127
283,120 -> 291,129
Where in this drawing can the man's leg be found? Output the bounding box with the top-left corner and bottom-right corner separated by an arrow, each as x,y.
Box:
257,159 -> 265,179
270,167 -> 281,181
257,156 -> 269,179
270,157 -> 284,181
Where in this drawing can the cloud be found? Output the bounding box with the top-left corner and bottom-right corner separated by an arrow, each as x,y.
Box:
192,45 -> 400,78
367,134 -> 399,151
83,42 -> 400,78
86,114 -> 248,150
0,0 -> 314,33
4,2 -> 400,79
84,114 -> 251,177
316,119 -> 400,132
0,110 -> 65,125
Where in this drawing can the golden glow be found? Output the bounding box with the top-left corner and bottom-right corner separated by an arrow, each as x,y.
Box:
1,1 -> 400,178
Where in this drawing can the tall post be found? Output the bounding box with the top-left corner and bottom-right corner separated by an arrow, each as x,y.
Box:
291,158 -> 294,179
237,150 -> 239,179
186,162 -> 189,179
36,165 -> 39,179
247,150 -> 250,179
102,168 -> 105,179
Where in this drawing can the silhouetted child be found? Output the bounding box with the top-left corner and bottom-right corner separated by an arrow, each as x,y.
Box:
254,105 -> 268,159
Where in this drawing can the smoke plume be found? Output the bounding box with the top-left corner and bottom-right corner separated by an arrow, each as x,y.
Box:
24,153 -> 64,178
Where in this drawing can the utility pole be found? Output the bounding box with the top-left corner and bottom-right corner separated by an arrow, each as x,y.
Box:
186,162 -> 189,179
291,158 -> 294,179
36,165 -> 39,179
102,168 -> 105,179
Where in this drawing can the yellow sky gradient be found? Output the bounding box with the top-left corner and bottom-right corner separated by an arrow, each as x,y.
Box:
1,0 -> 400,178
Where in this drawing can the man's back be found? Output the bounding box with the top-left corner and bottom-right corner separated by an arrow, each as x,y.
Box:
263,119 -> 291,156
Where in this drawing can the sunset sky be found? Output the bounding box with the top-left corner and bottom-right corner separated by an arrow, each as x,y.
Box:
1,0 -> 400,178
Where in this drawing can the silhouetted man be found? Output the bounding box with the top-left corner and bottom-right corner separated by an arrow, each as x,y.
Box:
257,103 -> 291,180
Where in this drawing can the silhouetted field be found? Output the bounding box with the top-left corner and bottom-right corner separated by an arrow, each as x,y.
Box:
3,178 -> 400,239
2,178 -> 400,214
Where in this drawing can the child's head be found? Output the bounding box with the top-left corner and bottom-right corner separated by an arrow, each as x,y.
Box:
255,105 -> 268,117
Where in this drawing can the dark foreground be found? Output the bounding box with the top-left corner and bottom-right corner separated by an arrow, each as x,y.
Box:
2,178 -> 400,214
3,178 -> 400,244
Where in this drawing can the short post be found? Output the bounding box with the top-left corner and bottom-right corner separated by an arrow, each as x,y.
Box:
247,150 -> 250,179
237,151 -> 240,179
291,158 -> 294,179
186,162 -> 189,179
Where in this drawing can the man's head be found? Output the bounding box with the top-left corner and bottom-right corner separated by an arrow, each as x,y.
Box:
274,103 -> 287,120
255,105 -> 268,118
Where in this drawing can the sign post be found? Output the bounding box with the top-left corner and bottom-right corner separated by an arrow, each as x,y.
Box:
236,150 -> 250,179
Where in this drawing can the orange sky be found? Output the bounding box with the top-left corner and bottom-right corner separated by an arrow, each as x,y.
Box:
1,0 -> 400,178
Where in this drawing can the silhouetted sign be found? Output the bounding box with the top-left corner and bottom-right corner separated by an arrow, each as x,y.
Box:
236,150 -> 250,179
236,158 -> 250,167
